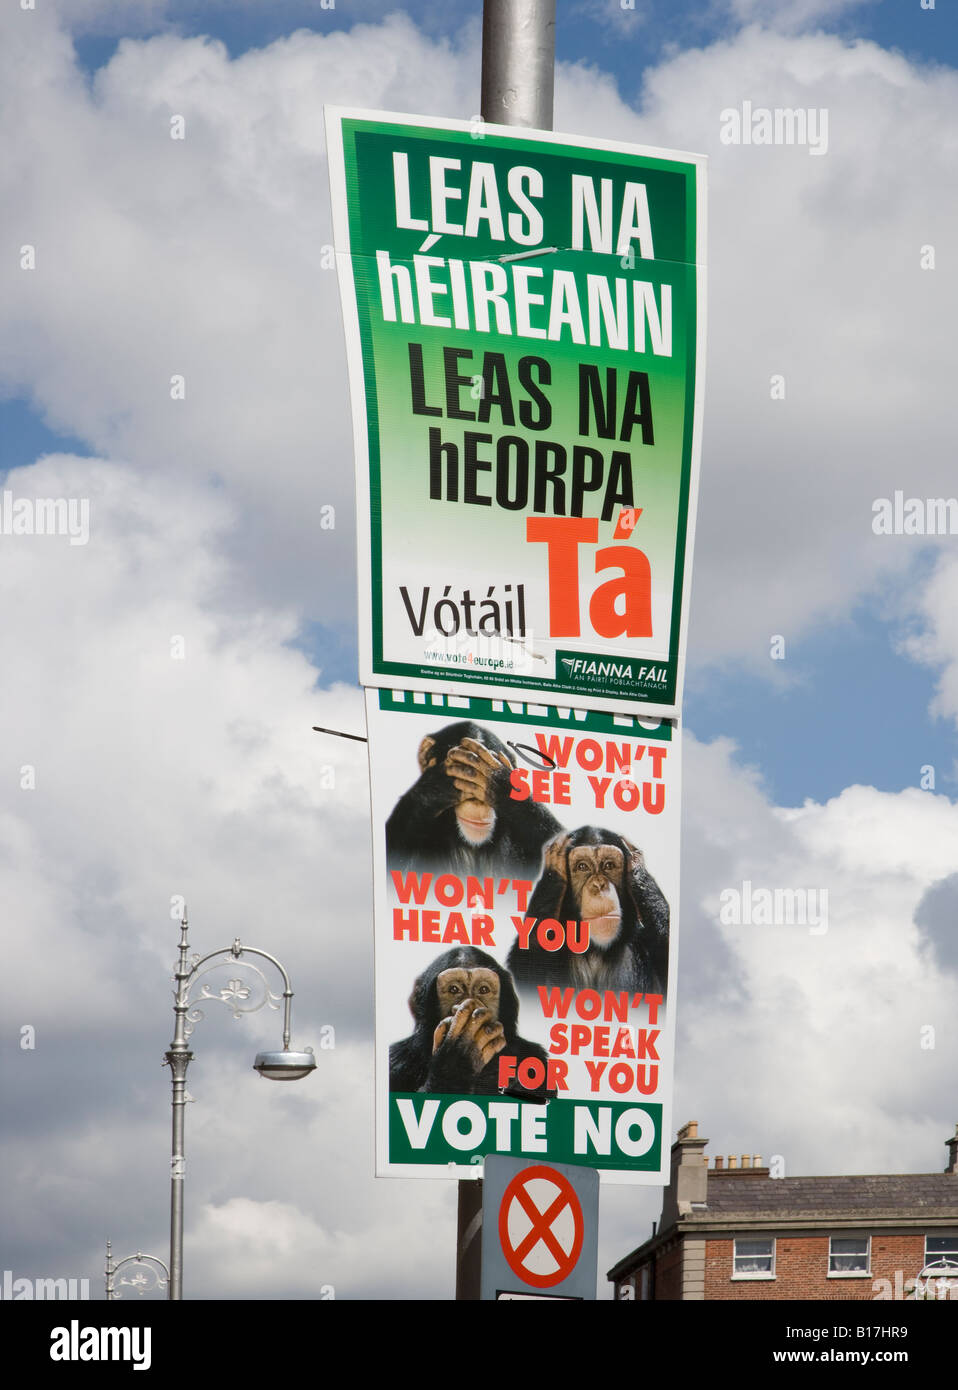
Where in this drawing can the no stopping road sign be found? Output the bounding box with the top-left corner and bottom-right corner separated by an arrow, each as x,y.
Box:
481,1156 -> 599,1300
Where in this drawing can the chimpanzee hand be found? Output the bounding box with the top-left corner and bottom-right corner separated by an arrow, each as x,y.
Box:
444,737 -> 512,807
542,831 -> 572,880
618,835 -> 646,875
430,999 -> 506,1082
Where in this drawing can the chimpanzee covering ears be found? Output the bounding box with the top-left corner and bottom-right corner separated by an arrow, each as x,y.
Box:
506,827 -> 669,996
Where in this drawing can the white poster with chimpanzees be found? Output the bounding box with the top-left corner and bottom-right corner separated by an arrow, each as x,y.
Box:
366,686 -> 680,1183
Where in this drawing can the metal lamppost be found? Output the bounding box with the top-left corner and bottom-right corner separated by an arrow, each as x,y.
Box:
165,910 -> 316,1300
453,0 -> 557,1302
481,0 -> 556,130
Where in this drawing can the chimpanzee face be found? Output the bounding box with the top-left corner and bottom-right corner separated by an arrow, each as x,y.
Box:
435,967 -> 501,1021
569,844 -> 625,947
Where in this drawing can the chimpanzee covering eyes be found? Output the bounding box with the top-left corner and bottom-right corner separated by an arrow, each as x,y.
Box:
506,827 -> 669,996
385,721 -> 562,878
389,946 -> 552,1097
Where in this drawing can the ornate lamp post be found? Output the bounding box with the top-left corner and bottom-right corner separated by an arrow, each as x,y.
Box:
105,1241 -> 169,1300
913,1258 -> 958,1300
165,910 -> 316,1300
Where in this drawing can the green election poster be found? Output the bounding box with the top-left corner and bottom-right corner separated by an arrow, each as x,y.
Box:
326,109 -> 706,716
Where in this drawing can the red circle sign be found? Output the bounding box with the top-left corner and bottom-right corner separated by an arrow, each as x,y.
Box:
498,1165 -> 585,1288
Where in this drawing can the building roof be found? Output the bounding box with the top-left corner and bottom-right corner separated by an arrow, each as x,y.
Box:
697,1172 -> 958,1223
608,1171 -> 958,1281
609,1121 -> 958,1282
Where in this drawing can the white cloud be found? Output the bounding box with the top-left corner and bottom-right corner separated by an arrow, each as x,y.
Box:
679,733 -> 958,1177
0,454 -> 370,1031
184,1045 -> 461,1299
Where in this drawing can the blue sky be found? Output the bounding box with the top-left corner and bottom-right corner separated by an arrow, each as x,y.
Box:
68,0 -> 958,75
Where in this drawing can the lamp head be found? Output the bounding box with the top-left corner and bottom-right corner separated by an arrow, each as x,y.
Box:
253,1047 -> 316,1081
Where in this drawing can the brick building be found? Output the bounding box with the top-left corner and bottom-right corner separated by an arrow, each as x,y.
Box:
608,1121 -> 958,1300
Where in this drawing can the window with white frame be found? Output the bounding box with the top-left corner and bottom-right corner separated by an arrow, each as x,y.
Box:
733,1237 -> 775,1278
828,1236 -> 870,1275
924,1235 -> 958,1270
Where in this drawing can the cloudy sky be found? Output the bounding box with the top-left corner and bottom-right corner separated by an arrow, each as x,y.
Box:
2,0 -> 957,1302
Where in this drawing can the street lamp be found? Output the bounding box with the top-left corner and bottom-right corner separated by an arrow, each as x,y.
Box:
164,910 -> 315,1300
105,1241 -> 169,1300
